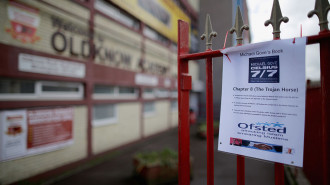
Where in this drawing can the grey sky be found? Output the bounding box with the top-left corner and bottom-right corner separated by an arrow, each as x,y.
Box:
246,0 -> 330,81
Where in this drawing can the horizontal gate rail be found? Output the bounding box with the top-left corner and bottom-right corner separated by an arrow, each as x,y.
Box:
179,50 -> 222,61
307,32 -> 330,44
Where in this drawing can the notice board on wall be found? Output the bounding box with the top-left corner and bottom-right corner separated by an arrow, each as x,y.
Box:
218,38 -> 306,167
0,107 -> 73,161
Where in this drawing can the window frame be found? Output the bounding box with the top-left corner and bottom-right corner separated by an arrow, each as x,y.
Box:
92,103 -> 118,127
36,81 -> 84,100
171,100 -> 178,112
155,88 -> 169,98
171,90 -> 178,98
143,101 -> 156,117
118,86 -> 139,99
142,88 -> 155,99
0,79 -> 84,100
93,85 -> 139,100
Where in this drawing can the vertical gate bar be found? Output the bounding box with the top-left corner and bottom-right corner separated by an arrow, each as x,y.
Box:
236,38 -> 245,185
237,155 -> 245,185
206,55 -> 214,185
236,37 -> 245,185
274,162 -> 285,185
320,38 -> 330,185
178,20 -> 190,185
230,6 -> 249,185
307,2 -> 330,183
264,1 -> 288,183
201,14 -> 217,185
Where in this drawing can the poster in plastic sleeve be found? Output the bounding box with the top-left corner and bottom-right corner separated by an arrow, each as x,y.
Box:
0,107 -> 74,161
218,38 -> 306,167
26,107 -> 74,155
0,110 -> 27,161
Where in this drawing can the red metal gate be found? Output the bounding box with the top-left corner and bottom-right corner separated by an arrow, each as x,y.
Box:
177,1 -> 330,185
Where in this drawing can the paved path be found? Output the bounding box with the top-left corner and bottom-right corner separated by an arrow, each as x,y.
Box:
53,125 -> 274,185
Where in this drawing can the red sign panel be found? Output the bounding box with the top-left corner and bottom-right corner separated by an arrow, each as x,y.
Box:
27,108 -> 73,149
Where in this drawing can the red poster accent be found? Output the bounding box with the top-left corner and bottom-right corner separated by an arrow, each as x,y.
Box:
27,108 -> 73,149
6,0 -> 41,43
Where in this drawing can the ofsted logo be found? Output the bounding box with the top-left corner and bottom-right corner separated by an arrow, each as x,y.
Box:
238,122 -> 286,133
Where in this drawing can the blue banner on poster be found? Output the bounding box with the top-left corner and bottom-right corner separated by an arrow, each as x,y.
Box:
249,55 -> 280,83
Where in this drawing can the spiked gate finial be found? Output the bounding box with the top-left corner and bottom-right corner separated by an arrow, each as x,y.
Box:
201,14 -> 217,50
307,0 -> 330,32
230,6 -> 249,45
264,0 -> 289,39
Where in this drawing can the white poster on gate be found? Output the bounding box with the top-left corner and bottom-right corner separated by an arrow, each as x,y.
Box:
218,38 -> 306,167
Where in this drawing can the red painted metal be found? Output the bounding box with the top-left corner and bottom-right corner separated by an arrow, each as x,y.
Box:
272,32 -> 284,185
270,26 -> 330,185
274,162 -> 284,185
304,86 -> 323,185
237,155 -> 245,185
234,43 -> 246,185
299,32 -> 330,185
206,55 -> 214,185
178,20 -> 191,185
179,50 -> 222,60
307,31 -> 330,44
319,33 -> 330,185
177,20 -> 330,185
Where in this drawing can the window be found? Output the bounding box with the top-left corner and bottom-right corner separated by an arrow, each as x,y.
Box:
119,86 -> 135,94
143,26 -> 169,45
37,81 -> 83,100
138,0 -> 170,27
155,88 -> 169,98
93,85 -> 138,99
0,78 -> 35,94
144,102 -> 155,117
171,90 -> 178,98
0,78 -> 83,100
93,85 -> 115,99
95,0 -> 140,30
94,85 -> 115,94
41,85 -> 79,92
93,104 -> 117,126
143,88 -> 170,98
171,100 -> 178,111
143,88 -> 155,99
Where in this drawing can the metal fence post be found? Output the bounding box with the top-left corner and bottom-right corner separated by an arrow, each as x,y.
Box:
230,6 -> 249,185
308,1 -> 330,184
201,14 -> 217,185
264,0 -> 289,184
206,55 -> 214,185
178,20 -> 191,185
306,31 -> 330,185
178,17 -> 222,185
319,37 -> 330,185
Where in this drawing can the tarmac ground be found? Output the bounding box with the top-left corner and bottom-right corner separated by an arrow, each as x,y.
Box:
52,125 -> 275,185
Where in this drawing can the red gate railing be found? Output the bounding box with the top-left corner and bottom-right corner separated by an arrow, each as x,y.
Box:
177,1 -> 330,185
